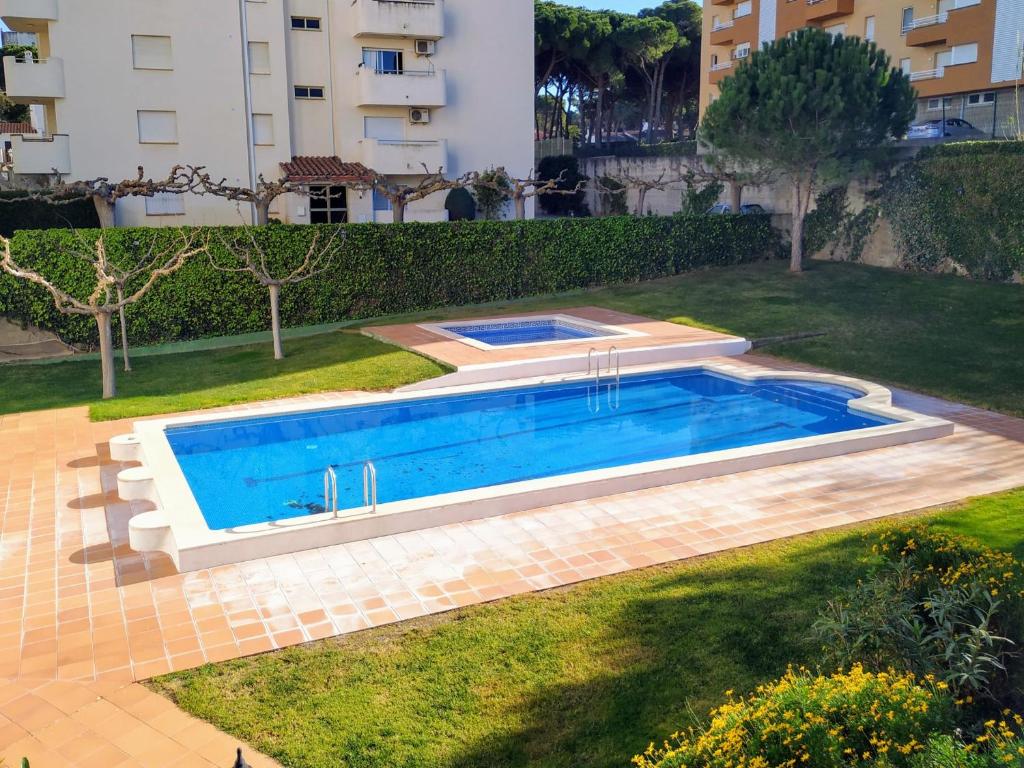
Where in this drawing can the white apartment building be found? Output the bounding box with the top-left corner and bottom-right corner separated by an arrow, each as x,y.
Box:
0,0 -> 535,225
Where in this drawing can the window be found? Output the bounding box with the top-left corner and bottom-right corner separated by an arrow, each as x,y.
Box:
372,189 -> 392,212
734,0 -> 752,18
248,41 -> 270,74
145,192 -> 185,216
309,185 -> 348,224
900,58 -> 912,75
131,35 -> 172,70
290,16 -> 321,30
901,7 -> 914,34
137,110 -> 178,143
967,91 -> 995,106
927,96 -> 954,110
362,48 -> 403,74
949,43 -> 979,65
733,43 -> 751,60
864,16 -> 875,42
364,116 -> 404,139
252,114 -> 274,145
294,86 -> 325,99
824,23 -> 847,37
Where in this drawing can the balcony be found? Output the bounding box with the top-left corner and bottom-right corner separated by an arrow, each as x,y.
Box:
355,67 -> 446,107
8,133 -> 70,175
909,67 -> 945,83
0,0 -> 57,32
708,60 -> 733,85
351,0 -> 444,40
1,56 -> 64,101
906,14 -> 950,46
805,0 -> 855,22
709,19 -> 735,46
361,138 -> 447,175
906,1 -> 985,47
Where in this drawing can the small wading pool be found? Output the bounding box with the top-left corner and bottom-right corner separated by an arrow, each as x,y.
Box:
419,314 -> 641,349
124,364 -> 953,571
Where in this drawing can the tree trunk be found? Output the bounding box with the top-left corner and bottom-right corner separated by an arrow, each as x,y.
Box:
392,200 -> 406,224
636,187 -> 647,216
729,181 -> 743,213
96,311 -> 116,399
255,199 -> 272,226
595,80 -> 605,148
790,180 -> 807,273
268,283 -> 284,360
514,193 -> 526,220
92,196 -> 115,229
115,284 -> 131,372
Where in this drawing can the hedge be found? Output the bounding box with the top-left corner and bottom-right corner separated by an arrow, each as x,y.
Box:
880,143 -> 1024,280
0,215 -> 781,347
0,192 -> 101,237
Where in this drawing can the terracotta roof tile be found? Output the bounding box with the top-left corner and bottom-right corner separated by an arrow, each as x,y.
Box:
280,156 -> 373,183
0,122 -> 37,135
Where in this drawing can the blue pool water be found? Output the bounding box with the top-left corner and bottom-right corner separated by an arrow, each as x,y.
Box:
441,318 -> 619,346
167,370 -> 895,531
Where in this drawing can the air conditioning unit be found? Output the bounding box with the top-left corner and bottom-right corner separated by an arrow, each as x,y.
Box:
409,107 -> 431,124
414,39 -> 436,56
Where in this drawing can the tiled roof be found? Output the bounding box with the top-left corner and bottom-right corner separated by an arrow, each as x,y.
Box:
280,156 -> 373,183
0,122 -> 36,135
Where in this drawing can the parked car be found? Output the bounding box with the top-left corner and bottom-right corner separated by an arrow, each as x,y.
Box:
707,203 -> 769,215
905,118 -> 986,141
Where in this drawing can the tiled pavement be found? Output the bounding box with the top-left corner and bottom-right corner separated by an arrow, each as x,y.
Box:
2,354 -> 1024,766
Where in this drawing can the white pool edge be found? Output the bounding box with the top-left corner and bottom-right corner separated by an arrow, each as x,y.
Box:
119,360 -> 955,573
417,313 -> 648,351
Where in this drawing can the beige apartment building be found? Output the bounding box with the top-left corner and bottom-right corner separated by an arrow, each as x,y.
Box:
0,0 -> 534,226
701,0 -> 1024,134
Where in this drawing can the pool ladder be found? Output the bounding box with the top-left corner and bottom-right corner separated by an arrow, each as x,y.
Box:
586,347 -> 621,413
323,460 -> 378,518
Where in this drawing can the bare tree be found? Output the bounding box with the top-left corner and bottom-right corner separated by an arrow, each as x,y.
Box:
213,227 -> 342,360
473,168 -> 585,220
190,168 -> 292,226
596,171 -> 682,216
359,166 -> 472,224
0,229 -> 208,398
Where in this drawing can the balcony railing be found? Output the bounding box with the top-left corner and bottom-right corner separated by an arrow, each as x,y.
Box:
711,19 -> 734,31
710,61 -> 733,71
906,12 -> 949,31
361,138 -> 447,175
1,56 -> 65,100
909,67 -> 945,81
8,133 -> 70,175
805,0 -> 855,22
355,66 -> 447,107
351,0 -> 445,40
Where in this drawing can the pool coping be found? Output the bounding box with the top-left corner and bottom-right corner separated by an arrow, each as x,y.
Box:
417,313 -> 648,351
116,360 -> 954,573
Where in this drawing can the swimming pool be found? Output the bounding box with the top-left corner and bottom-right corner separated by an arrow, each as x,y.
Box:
122,363 -> 953,571
420,314 -> 642,349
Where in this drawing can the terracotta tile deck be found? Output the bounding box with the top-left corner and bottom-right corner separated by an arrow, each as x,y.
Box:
2,353 -> 1024,765
364,306 -> 745,367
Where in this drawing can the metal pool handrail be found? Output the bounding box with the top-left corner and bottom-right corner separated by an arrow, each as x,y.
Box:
587,347 -> 601,386
607,346 -> 620,387
363,460 -> 378,513
324,466 -> 338,517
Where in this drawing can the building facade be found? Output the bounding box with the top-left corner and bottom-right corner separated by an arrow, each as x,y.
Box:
700,0 -> 1024,135
0,0 -> 534,226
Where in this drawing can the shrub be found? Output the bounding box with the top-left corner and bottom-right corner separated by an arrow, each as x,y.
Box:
680,179 -> 724,216
536,155 -> 588,216
472,169 -> 511,220
443,187 -> 476,221
812,526 -> 1024,703
634,665 -> 952,768
0,216 -> 781,347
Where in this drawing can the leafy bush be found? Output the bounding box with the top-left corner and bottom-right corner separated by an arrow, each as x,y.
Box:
0,216 -> 781,347
472,169 -> 512,220
443,187 -> 476,221
536,155 -> 588,216
634,665 -> 952,768
812,526 -> 1024,702
680,179 -> 724,216
598,176 -> 628,216
0,192 -> 100,237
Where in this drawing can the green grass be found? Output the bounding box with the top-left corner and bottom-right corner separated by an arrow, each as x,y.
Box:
387,261 -> 1024,418
1,260 -> 1021,420
0,331 -> 446,421
149,489 -> 1024,768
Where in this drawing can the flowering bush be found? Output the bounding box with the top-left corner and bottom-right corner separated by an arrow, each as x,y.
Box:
633,666 -> 951,768
911,715 -> 1024,767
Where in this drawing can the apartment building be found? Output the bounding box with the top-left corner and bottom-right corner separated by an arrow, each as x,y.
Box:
0,0 -> 534,226
701,0 -> 1024,136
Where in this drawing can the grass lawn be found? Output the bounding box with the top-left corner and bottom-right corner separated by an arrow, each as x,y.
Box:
0,331 -> 445,421
149,489 -> 1024,768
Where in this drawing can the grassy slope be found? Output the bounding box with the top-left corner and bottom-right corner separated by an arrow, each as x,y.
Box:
0,332 -> 445,421
150,490 -> 1024,768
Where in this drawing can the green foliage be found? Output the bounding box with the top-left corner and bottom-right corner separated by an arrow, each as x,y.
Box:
536,155 -> 589,216
812,526 -> 1024,702
681,178 -> 724,215
575,140 -> 698,159
443,187 -> 476,222
880,149 -> 1024,281
0,216 -> 780,347
597,176 -> 628,216
472,169 -> 512,220
701,29 -> 916,181
0,191 -> 100,237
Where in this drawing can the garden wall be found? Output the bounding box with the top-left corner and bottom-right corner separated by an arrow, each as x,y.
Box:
0,215 -> 781,348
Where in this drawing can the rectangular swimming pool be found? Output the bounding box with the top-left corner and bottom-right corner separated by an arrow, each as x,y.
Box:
165,369 -> 896,531
422,314 -> 636,349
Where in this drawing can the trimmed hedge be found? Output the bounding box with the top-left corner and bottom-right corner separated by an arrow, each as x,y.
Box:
0,216 -> 780,347
0,192 -> 101,237
916,140 -> 1024,160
